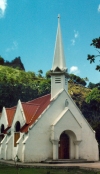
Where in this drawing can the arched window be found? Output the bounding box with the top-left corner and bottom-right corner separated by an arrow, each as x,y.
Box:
15,121 -> 20,132
1,124 -> 4,133
14,121 -> 20,147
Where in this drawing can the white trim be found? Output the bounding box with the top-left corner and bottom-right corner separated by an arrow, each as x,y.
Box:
18,100 -> 26,123
52,108 -> 82,128
64,89 -> 95,133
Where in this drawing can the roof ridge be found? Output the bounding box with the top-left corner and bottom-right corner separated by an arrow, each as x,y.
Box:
22,103 -> 40,106
28,105 -> 40,124
27,94 -> 50,103
28,97 -> 50,125
6,107 -> 16,110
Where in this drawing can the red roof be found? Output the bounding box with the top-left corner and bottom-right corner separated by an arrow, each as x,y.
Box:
21,94 -> 51,132
6,107 -> 16,127
22,103 -> 40,124
2,94 -> 51,133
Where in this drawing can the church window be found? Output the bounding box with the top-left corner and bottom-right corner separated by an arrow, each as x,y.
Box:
1,124 -> 4,133
14,121 -> 20,147
15,121 -> 20,132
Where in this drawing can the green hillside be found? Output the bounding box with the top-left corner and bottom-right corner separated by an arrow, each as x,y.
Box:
0,65 -> 50,110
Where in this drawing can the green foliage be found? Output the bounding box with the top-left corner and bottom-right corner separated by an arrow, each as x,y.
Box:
38,79 -> 51,96
69,74 -> 87,86
0,66 -> 51,111
46,70 -> 51,79
87,37 -> 100,71
88,82 -> 100,89
90,37 -> 100,48
86,88 -> 100,104
38,69 -> 43,78
88,82 -> 96,89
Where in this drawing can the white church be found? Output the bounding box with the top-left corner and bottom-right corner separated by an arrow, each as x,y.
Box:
0,16 -> 99,162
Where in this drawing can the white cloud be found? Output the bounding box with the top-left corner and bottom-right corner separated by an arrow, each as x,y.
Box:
69,66 -> 80,75
98,4 -> 100,12
0,0 -> 7,18
74,30 -> 79,38
6,41 -> 18,52
71,30 -> 79,46
71,39 -> 75,45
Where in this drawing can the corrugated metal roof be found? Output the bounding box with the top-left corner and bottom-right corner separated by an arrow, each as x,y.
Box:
2,94 -> 51,133
22,103 -> 40,124
6,107 -> 16,127
20,94 -> 51,132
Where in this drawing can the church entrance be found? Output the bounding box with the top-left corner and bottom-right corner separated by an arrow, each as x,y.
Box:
59,132 -> 69,159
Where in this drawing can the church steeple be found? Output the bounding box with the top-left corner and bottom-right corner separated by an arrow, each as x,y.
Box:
52,15 -> 67,71
51,15 -> 68,100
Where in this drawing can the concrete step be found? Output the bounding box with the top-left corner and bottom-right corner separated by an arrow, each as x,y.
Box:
44,159 -> 95,164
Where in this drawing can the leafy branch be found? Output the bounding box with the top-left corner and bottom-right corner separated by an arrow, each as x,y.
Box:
87,37 -> 100,71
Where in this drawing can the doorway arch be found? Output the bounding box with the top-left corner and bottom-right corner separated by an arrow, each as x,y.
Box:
59,132 -> 70,159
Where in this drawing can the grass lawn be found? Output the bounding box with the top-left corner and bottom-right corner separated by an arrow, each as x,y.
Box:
0,164 -> 100,174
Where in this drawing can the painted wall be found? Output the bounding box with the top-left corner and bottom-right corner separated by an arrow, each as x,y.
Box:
0,135 -> 7,159
17,133 -> 25,161
6,135 -> 13,160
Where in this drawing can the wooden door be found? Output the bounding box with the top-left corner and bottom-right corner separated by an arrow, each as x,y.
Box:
59,133 -> 69,159
14,133 -> 20,147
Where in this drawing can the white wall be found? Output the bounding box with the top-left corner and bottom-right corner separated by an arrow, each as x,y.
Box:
5,135 -> 13,160
23,90 -> 99,162
0,135 -> 7,159
65,91 -> 99,161
17,133 -> 24,161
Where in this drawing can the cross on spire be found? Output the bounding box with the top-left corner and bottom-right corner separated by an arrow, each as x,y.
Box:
58,14 -> 60,22
58,14 -> 60,18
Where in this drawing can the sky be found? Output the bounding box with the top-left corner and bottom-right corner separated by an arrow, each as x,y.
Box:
0,0 -> 100,84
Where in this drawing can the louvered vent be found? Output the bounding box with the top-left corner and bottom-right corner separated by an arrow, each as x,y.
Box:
55,77 -> 61,83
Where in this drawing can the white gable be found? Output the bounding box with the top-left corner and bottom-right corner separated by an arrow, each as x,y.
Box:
11,100 -> 26,132
0,107 -> 8,131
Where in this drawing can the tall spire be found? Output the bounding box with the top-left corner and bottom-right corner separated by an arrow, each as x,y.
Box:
52,14 -> 67,71
50,15 -> 68,100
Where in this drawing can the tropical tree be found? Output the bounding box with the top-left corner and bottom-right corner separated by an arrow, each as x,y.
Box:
38,69 -> 43,78
69,74 -> 87,86
46,70 -> 51,79
88,82 -> 96,89
87,37 -> 100,71
0,56 -> 4,65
